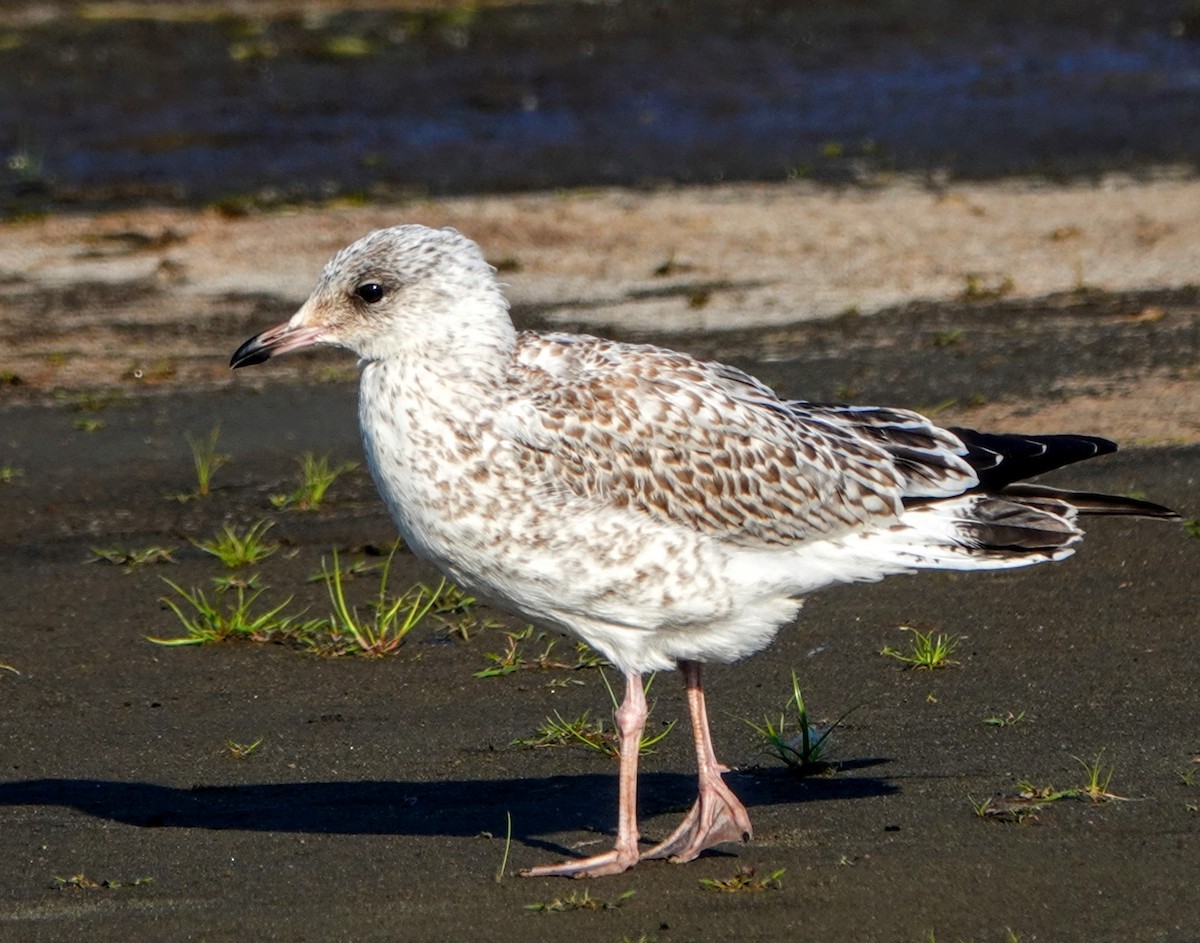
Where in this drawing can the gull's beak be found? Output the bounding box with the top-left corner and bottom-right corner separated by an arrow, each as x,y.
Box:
230,319 -> 325,369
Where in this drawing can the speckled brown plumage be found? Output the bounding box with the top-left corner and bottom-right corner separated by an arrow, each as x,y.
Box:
231,223 -> 1177,879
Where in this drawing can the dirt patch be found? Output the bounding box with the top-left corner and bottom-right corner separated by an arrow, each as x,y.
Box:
2,179 -> 1199,448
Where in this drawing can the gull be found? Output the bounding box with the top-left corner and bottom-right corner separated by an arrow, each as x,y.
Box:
231,224 -> 1178,878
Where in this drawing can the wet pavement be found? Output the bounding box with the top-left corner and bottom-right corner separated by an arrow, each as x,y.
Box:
3,0 -> 1200,213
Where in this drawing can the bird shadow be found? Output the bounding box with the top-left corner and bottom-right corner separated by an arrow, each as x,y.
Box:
0,760 -> 895,854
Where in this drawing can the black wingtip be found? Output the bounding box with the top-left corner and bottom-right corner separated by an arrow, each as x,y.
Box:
950,428 -> 1120,489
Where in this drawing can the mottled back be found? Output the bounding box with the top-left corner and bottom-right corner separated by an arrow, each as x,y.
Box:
502,333 -> 978,548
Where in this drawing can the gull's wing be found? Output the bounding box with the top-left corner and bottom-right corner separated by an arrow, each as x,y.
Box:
501,334 -> 978,548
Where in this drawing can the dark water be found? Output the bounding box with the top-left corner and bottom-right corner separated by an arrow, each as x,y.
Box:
2,0 -> 1200,212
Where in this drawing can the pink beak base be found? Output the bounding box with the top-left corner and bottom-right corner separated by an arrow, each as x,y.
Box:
230,321 -> 324,368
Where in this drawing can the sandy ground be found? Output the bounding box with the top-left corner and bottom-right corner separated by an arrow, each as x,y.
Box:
0,179 -> 1197,942
2,175 -> 1199,442
5,175 -> 1200,328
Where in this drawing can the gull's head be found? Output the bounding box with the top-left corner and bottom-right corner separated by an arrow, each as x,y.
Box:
231,224 -> 512,370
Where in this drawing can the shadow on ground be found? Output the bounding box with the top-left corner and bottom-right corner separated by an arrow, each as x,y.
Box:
0,763 -> 893,847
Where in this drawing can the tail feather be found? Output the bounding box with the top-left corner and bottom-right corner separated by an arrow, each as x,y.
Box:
847,494 -> 1081,573
958,493 -> 1080,551
1001,484 -> 1180,520
866,482 -> 1178,577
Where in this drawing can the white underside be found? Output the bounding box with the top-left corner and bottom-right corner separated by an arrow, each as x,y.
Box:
426,491 -> 1078,676
558,497 -> 1076,674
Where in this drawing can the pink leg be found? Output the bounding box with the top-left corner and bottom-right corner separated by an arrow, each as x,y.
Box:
522,672 -> 646,878
641,660 -> 752,863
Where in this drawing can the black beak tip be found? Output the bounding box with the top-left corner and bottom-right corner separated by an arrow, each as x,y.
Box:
230,337 -> 271,369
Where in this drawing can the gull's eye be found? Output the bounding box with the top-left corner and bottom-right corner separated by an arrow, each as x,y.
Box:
355,282 -> 386,304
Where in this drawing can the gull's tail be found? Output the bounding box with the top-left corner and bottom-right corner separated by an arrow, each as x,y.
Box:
855,429 -> 1179,572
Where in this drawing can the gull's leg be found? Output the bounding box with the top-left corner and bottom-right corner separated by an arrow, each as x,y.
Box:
522,671 -> 646,878
641,660 -> 752,863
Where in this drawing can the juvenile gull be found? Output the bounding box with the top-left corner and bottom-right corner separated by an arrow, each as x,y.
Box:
231,224 -> 1178,878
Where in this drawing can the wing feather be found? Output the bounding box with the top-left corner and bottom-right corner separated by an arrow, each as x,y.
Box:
503,335 -> 975,547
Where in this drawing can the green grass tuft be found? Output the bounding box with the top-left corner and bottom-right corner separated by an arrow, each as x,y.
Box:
513,672 -> 673,758
698,866 -> 785,892
224,737 -> 264,759
150,580 -> 301,645
880,626 -> 960,669
525,889 -> 634,913
270,453 -> 357,510
474,627 -> 604,677
743,671 -> 850,774
183,426 -> 229,498
512,709 -> 674,758
192,519 -> 278,568
1072,750 -> 1125,803
88,545 -> 178,570
314,543 -> 442,655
